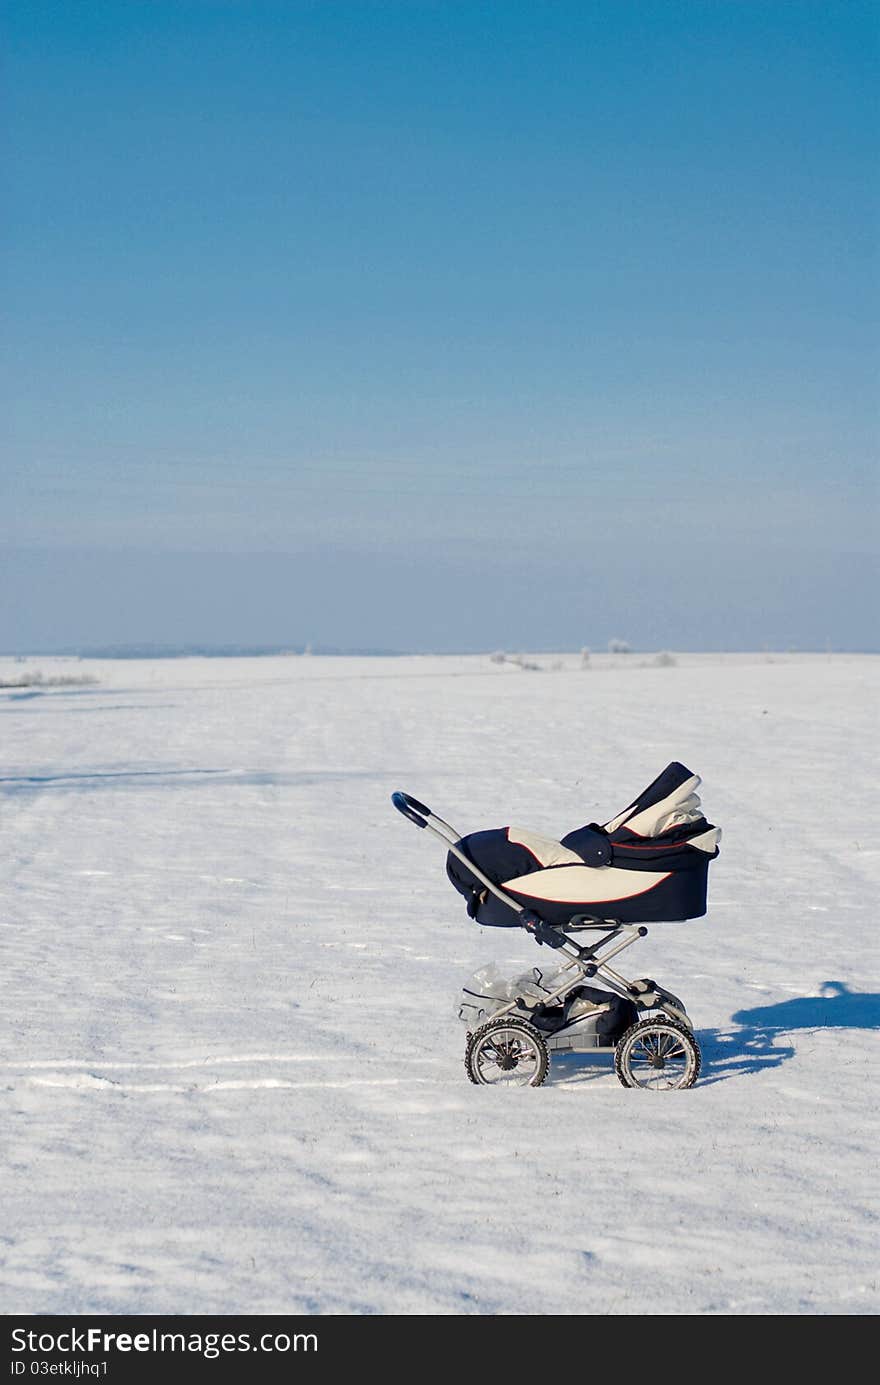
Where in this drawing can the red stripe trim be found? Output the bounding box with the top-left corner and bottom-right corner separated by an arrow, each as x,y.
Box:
613,840 -> 696,852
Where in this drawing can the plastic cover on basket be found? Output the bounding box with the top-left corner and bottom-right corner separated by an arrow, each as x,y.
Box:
457,962 -> 569,1026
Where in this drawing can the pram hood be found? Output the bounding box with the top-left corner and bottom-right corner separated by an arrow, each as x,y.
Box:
446,761 -> 720,928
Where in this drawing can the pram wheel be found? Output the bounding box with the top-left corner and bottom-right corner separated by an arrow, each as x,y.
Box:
465,1017 -> 549,1088
614,1017 -> 701,1090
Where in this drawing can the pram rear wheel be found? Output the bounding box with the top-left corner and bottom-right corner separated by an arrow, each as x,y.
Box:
614,1017 -> 701,1090
465,1017 -> 549,1088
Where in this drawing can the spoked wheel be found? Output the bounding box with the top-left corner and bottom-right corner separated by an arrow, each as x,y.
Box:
465,1017 -> 549,1087
614,1017 -> 701,1090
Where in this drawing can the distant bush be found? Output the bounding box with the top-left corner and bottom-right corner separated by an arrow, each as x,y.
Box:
0,671 -> 99,689
608,638 -> 631,654
488,651 -> 540,671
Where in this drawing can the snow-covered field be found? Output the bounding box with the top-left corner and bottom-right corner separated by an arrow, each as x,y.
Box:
1,651 -> 877,1316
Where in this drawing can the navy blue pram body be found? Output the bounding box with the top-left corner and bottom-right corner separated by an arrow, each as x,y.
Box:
446,762 -> 720,928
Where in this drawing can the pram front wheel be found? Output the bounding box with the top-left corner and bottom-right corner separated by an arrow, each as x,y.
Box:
614,1017 -> 701,1090
465,1017 -> 549,1088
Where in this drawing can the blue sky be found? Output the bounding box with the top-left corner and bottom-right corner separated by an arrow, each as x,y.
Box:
2,1 -> 877,652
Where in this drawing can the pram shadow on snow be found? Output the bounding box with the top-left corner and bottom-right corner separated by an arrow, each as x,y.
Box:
696,981 -> 880,1086
543,982 -> 880,1087
545,1051 -> 618,1085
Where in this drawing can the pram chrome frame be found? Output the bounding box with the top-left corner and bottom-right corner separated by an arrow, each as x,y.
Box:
392,790 -> 703,1088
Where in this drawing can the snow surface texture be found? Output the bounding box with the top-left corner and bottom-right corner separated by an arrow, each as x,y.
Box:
1,652 -> 877,1316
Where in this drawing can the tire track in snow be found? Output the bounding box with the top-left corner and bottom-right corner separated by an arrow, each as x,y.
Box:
25,1074 -> 446,1093
4,1051 -> 447,1095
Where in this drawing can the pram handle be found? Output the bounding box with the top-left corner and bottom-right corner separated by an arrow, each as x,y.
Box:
391,791 -> 431,829
393,790 -> 532,927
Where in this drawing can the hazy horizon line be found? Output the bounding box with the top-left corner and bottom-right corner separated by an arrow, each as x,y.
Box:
2,642 -> 878,660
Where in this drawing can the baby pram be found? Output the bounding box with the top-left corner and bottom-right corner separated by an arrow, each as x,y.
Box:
392,762 -> 720,1089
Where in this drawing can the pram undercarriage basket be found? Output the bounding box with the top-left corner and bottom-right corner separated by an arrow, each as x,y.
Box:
391,763 -> 720,1090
